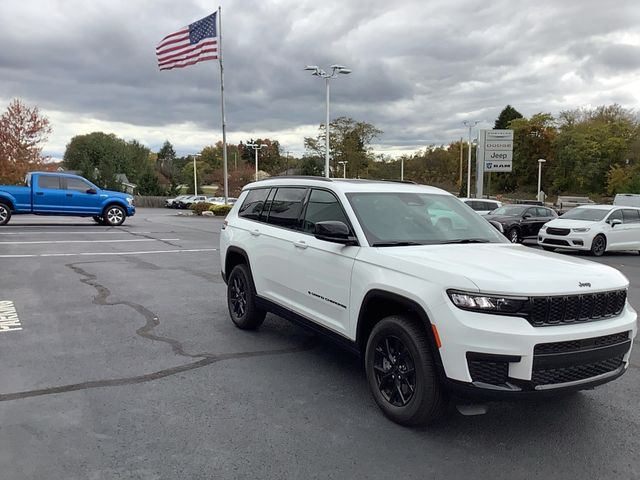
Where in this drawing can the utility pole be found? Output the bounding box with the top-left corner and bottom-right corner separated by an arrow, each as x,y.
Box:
459,137 -> 463,188
463,121 -> 480,197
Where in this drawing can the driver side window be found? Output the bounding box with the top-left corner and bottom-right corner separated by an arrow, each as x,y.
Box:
302,189 -> 349,233
607,210 -> 623,223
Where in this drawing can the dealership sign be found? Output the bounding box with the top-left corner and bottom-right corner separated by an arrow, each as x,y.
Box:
481,129 -> 513,172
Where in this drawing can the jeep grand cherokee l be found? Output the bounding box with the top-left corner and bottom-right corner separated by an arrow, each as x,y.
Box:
220,178 -> 637,426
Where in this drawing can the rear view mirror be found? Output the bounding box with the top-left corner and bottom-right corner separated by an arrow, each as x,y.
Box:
314,221 -> 358,246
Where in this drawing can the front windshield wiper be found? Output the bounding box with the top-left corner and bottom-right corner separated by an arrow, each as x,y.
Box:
439,239 -> 492,244
371,241 -> 424,247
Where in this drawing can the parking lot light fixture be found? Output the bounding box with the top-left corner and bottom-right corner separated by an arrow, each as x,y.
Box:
304,64 -> 352,178
338,160 -> 348,178
463,120 -> 480,197
538,158 -> 547,202
247,143 -> 268,182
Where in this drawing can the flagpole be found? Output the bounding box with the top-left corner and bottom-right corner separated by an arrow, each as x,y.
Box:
218,6 -> 229,203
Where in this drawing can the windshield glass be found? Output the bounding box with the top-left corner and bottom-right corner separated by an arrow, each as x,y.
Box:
561,208 -> 609,221
346,192 -> 507,246
490,205 -> 527,216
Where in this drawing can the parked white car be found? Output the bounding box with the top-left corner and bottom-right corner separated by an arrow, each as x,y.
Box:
614,194 -> 640,208
538,205 -> 640,256
221,178 -> 636,426
459,198 -> 502,215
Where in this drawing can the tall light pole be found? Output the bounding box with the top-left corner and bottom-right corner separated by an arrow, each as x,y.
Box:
247,143 -> 267,181
462,121 -> 480,197
192,153 -> 201,195
304,64 -> 351,178
400,157 -> 404,181
338,160 -> 348,178
537,158 -> 546,202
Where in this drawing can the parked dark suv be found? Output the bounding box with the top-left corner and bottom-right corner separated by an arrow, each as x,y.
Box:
485,205 -> 557,243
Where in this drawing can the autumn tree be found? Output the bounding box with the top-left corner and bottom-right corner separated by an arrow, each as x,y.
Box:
0,99 -> 52,184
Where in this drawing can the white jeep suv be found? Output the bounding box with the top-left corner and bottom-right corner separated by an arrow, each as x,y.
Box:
220,178 -> 637,426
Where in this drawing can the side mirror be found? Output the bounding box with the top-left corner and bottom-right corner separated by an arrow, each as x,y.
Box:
86,188 -> 97,194
314,221 -> 358,246
610,219 -> 622,227
523,214 -> 532,219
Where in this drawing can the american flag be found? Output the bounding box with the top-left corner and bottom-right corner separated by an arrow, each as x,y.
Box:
156,12 -> 218,71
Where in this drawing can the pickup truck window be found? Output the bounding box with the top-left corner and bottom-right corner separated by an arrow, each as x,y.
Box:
37,176 -> 61,189
66,177 -> 92,192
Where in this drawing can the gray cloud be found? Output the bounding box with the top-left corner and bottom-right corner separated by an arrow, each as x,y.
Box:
0,0 -> 639,156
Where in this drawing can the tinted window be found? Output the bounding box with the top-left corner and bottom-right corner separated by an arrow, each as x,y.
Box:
482,201 -> 499,211
302,189 -> 349,233
239,188 -> 270,220
66,177 -> 91,192
37,176 -> 61,189
259,188 -> 277,222
537,207 -> 554,217
607,210 -> 623,223
524,208 -> 537,217
622,209 -> 640,223
266,188 -> 307,229
563,208 -> 609,221
491,205 -> 527,216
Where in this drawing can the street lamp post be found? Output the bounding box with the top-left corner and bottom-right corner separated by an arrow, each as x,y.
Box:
192,153 -> 201,195
247,143 -> 267,182
338,161 -> 348,178
537,158 -> 546,202
401,157 -> 404,181
304,64 -> 352,178
463,120 -> 480,197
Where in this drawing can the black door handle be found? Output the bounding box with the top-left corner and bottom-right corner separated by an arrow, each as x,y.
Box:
35,192 -> 44,196
66,193 -> 73,197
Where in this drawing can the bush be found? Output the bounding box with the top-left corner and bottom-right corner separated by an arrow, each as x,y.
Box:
190,202 -> 213,215
209,204 -> 233,216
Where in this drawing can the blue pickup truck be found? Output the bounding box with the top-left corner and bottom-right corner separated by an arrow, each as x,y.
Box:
0,172 -> 135,226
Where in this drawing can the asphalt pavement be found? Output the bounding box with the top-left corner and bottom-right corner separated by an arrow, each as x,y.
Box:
0,209 -> 639,479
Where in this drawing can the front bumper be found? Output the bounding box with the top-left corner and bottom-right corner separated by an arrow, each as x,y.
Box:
538,230 -> 593,250
126,205 -> 136,216
431,299 -> 637,399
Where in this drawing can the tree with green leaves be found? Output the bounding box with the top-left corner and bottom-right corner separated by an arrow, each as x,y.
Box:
494,105 -> 523,129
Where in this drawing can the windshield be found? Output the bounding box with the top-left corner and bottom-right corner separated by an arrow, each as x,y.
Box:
561,208 -> 609,221
346,192 -> 507,246
490,205 -> 528,216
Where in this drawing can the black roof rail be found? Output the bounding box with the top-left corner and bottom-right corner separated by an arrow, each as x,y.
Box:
379,179 -> 418,184
260,175 -> 333,182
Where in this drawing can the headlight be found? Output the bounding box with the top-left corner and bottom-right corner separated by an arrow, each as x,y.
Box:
126,197 -> 134,206
540,225 -> 547,231
447,290 -> 527,314
572,227 -> 590,232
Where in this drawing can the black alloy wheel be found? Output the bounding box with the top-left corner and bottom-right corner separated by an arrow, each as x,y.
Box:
365,315 -> 448,426
0,203 -> 11,226
373,335 -> 416,407
591,234 -> 607,257
227,263 -> 265,330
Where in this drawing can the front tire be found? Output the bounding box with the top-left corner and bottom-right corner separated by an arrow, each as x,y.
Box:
542,246 -> 555,252
103,205 -> 126,226
0,203 -> 11,226
365,315 -> 448,426
227,264 -> 266,330
590,234 -> 607,257
507,227 -> 520,243
92,215 -> 104,225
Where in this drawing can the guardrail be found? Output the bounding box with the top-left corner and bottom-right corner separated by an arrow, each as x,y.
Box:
134,196 -> 171,208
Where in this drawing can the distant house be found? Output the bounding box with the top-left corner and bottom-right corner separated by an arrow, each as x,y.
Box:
115,174 -> 137,195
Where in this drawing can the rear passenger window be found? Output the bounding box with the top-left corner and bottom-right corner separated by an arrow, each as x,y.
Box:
302,189 -> 350,233
266,188 -> 307,229
37,176 -> 61,189
622,209 -> 640,223
239,188 -> 270,221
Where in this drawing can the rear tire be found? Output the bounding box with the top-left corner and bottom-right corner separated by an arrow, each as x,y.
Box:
507,227 -> 520,243
365,315 -> 448,426
590,234 -> 607,257
103,205 -> 126,226
227,264 -> 266,330
0,203 -> 11,226
542,246 -> 555,252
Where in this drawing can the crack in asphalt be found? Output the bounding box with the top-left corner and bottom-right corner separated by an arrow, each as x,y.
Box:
122,255 -> 220,282
125,230 -> 182,248
0,262 -> 316,402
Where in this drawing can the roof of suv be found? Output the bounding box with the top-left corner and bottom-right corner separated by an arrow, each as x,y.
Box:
243,177 -> 450,195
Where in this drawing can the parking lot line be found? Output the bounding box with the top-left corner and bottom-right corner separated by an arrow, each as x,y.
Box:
0,248 -> 218,258
0,231 -> 154,235
0,238 -> 179,245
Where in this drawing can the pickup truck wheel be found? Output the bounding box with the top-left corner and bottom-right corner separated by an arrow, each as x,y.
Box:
365,315 -> 448,426
227,264 -> 266,330
92,216 -> 104,224
103,205 -> 126,226
0,203 -> 11,226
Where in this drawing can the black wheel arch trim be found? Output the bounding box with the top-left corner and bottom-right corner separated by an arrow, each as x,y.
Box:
356,289 -> 445,372
0,197 -> 15,210
224,246 -> 253,285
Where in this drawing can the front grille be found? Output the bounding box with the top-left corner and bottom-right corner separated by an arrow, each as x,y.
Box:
468,360 -> 509,386
542,238 -> 570,246
534,331 -> 630,355
546,227 -> 570,236
526,290 -> 626,327
531,356 -> 624,385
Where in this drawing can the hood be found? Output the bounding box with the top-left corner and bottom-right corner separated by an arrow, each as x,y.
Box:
544,218 -> 598,228
484,214 -> 518,223
360,243 -> 628,296
100,189 -> 132,200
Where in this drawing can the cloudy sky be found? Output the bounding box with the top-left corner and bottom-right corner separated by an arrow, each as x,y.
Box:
2,0 -> 639,159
